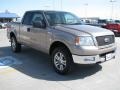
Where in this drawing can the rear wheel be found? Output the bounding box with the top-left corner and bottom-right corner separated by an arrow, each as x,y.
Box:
51,47 -> 74,74
11,36 -> 21,53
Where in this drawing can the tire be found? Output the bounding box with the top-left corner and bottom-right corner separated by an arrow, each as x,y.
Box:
11,36 -> 21,53
51,47 -> 74,74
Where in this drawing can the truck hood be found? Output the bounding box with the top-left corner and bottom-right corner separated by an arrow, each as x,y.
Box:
54,25 -> 114,37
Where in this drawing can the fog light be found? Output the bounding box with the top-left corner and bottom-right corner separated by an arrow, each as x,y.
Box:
84,57 -> 95,61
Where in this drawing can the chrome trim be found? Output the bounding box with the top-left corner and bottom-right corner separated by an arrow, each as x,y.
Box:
72,52 -> 115,64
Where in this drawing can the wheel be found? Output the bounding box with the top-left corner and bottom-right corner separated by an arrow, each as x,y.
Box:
11,36 -> 21,53
51,47 -> 74,74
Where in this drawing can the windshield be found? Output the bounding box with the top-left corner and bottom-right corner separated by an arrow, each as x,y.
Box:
45,12 -> 81,26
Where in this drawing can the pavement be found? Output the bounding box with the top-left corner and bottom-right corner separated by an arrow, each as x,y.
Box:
0,29 -> 120,90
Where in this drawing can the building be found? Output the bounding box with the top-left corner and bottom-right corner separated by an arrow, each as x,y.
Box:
0,10 -> 19,23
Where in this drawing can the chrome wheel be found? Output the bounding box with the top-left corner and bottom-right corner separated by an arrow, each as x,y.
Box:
10,36 -> 21,53
52,47 -> 74,74
11,37 -> 16,51
54,52 -> 66,71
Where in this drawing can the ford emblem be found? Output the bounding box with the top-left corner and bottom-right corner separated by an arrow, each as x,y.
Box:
104,38 -> 110,43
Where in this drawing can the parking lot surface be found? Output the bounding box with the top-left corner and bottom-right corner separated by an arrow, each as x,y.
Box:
0,29 -> 120,90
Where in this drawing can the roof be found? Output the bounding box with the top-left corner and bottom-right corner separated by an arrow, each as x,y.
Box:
0,12 -> 19,18
26,10 -> 69,13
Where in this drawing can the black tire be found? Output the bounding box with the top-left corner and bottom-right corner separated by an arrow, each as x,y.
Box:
10,36 -> 21,53
51,47 -> 74,75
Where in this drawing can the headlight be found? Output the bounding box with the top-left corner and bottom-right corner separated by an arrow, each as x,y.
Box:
75,36 -> 95,46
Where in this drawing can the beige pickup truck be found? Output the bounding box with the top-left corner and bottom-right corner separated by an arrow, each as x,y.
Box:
7,10 -> 116,74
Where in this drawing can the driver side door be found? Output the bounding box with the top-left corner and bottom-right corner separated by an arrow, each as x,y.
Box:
30,12 -> 48,52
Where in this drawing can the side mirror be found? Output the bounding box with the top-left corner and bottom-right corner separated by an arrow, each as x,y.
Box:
32,20 -> 46,28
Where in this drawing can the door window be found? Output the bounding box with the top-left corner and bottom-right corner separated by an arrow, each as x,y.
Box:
32,14 -> 44,22
22,12 -> 44,25
22,12 -> 33,25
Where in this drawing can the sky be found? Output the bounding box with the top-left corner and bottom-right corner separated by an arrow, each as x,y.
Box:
0,0 -> 120,19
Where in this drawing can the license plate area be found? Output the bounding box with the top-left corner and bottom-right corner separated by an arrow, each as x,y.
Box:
106,53 -> 114,61
100,51 -> 115,61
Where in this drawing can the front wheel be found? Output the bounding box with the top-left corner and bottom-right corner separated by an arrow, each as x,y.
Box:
51,47 -> 74,74
11,36 -> 21,53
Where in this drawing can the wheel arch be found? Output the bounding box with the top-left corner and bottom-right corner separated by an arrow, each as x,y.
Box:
10,32 -> 16,38
49,41 -> 72,56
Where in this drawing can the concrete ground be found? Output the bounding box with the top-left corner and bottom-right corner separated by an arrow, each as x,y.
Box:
0,29 -> 120,90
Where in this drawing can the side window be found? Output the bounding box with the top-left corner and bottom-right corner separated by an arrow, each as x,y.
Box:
32,13 -> 44,22
45,13 -> 62,25
45,13 -> 55,25
22,12 -> 33,25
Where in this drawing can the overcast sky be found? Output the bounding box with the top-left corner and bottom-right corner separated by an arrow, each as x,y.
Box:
0,0 -> 120,19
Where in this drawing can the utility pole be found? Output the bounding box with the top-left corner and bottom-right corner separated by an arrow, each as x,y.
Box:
84,3 -> 88,20
60,0 -> 63,10
52,0 -> 55,10
110,0 -> 116,20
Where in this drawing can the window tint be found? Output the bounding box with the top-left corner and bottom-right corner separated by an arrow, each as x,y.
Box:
22,12 -> 44,25
32,13 -> 44,22
22,12 -> 33,25
45,12 -> 62,25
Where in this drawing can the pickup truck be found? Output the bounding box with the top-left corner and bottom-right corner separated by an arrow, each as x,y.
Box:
7,10 -> 116,74
103,23 -> 120,36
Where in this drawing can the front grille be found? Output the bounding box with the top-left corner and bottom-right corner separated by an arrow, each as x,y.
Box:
96,35 -> 115,46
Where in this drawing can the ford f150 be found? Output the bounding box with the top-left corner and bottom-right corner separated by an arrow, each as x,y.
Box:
7,10 -> 116,74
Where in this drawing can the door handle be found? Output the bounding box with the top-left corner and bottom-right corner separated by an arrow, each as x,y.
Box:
27,28 -> 30,32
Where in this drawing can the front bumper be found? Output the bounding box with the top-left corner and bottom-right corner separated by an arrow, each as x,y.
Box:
72,51 -> 115,64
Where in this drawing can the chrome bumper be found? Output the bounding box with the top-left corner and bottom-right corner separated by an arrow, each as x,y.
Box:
72,51 -> 115,64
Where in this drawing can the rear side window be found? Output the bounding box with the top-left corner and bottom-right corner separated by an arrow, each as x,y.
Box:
22,12 -> 33,25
